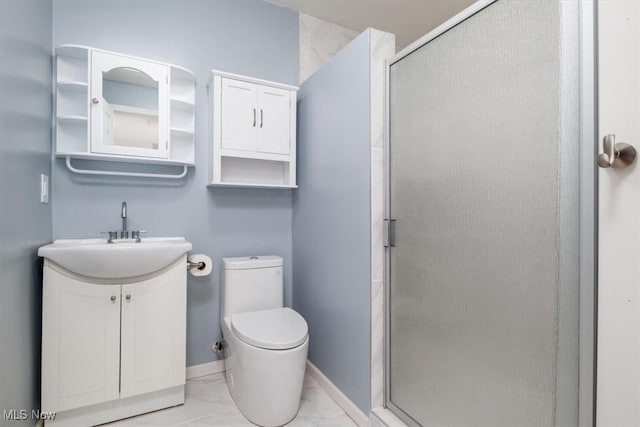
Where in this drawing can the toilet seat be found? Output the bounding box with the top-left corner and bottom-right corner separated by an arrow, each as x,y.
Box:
231,307 -> 308,350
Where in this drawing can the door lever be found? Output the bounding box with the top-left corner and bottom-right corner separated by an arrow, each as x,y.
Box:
598,134 -> 636,168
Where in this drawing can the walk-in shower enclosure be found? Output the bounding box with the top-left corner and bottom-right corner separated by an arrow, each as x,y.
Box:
386,1 -> 582,425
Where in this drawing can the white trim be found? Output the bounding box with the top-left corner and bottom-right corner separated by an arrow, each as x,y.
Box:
389,0 -> 496,65
305,361 -> 368,427
207,69 -> 299,92
185,359 -> 225,380
370,407 -> 408,426
56,44 -> 195,80
578,1 -> 596,425
46,386 -> 183,427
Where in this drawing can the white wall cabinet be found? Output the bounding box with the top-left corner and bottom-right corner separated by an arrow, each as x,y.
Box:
209,70 -> 298,188
55,45 -> 196,176
41,258 -> 186,426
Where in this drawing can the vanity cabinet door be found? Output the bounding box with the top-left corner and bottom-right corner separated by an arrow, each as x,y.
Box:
90,51 -> 169,159
41,266 -> 121,412
257,85 -> 291,155
220,78 -> 259,151
120,259 -> 186,398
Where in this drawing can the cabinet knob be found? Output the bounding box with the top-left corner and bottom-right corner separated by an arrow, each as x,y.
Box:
110,295 -> 116,302
126,294 -> 131,301
92,97 -> 100,104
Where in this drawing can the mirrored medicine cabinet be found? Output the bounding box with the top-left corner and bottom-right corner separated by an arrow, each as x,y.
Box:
55,45 -> 196,178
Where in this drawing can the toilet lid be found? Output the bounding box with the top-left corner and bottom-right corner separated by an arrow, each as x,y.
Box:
231,307 -> 308,350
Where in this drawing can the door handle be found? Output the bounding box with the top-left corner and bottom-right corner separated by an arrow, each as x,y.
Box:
598,134 -> 636,168
260,109 -> 263,128
252,108 -> 256,127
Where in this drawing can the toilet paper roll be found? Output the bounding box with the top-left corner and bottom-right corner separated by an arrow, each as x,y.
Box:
188,254 -> 213,277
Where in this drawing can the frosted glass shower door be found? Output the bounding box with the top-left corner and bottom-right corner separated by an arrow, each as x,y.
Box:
387,1 -> 580,425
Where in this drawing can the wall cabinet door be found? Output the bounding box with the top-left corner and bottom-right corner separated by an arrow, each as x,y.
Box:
220,78 -> 259,151
90,51 -> 169,159
257,86 -> 291,155
120,262 -> 186,398
41,267 -> 120,412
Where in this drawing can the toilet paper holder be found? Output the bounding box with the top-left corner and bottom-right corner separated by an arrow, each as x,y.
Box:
187,259 -> 207,271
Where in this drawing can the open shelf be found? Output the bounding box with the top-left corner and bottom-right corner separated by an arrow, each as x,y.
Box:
58,81 -> 88,92
170,98 -> 195,109
210,156 -> 293,188
207,182 -> 297,189
57,115 -> 88,123
170,127 -> 195,137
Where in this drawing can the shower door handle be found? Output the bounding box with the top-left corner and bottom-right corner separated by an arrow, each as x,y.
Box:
384,219 -> 397,247
598,134 -> 636,168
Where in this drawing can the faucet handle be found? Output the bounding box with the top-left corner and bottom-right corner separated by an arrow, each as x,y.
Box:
132,230 -> 147,242
100,231 -> 118,243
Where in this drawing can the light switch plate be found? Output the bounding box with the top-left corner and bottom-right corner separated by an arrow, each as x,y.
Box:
40,174 -> 48,204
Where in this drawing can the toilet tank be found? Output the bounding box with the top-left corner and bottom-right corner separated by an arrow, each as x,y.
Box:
222,256 -> 283,318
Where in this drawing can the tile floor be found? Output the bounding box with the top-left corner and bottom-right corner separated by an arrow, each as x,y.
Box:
105,372 -> 357,426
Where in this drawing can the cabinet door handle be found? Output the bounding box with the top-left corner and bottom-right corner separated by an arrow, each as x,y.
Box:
92,97 -> 100,104
260,109 -> 263,128
125,294 -> 131,301
110,295 -> 116,302
252,108 -> 256,127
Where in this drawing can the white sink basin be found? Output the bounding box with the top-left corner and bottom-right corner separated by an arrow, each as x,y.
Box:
38,237 -> 192,279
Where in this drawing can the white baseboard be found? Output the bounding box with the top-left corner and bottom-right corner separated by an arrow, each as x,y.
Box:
185,359 -> 225,380
305,361 -> 368,427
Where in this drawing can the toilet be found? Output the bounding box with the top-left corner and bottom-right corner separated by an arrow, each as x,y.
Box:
221,256 -> 309,427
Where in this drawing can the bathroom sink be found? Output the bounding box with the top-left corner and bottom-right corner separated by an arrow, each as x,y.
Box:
38,237 -> 192,279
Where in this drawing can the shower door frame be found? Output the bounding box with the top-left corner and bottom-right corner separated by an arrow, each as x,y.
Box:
381,1 -> 597,425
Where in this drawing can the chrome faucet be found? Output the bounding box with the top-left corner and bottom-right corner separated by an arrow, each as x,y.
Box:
121,201 -> 128,239
102,202 -> 145,243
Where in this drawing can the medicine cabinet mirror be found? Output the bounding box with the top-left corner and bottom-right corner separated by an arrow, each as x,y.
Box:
91,52 -> 169,159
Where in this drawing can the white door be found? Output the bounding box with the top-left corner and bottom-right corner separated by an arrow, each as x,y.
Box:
220,78 -> 258,151
41,267 -> 120,412
90,51 -> 169,159
120,261 -> 187,398
257,86 -> 291,155
597,1 -> 640,424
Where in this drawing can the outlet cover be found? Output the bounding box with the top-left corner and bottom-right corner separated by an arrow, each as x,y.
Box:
40,174 -> 48,204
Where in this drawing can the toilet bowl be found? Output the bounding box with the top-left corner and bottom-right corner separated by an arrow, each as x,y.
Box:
221,256 -> 309,427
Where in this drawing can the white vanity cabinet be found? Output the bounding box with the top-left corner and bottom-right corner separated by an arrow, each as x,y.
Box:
41,257 -> 187,426
55,45 -> 196,175
208,70 -> 298,188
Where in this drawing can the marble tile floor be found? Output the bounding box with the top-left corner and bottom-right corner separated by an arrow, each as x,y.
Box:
104,372 -> 357,427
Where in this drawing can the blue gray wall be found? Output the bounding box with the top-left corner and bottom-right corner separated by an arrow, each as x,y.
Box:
0,0 -> 53,422
293,31 -> 372,413
51,0 -> 299,366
